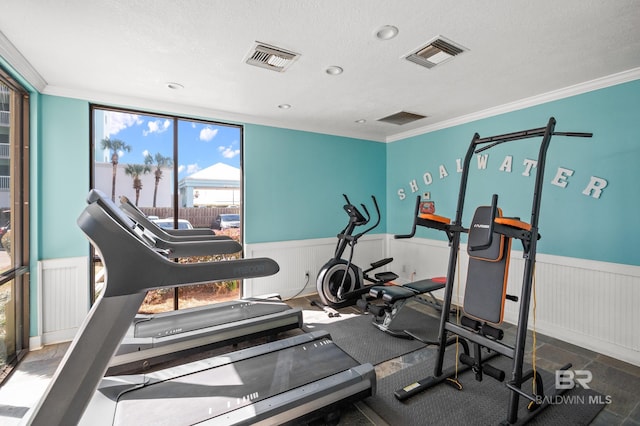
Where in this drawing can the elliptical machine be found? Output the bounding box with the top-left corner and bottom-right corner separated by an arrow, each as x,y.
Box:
316,194 -> 398,308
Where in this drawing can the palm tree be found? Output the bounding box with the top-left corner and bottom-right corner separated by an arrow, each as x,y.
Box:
100,138 -> 132,201
145,152 -> 174,207
124,163 -> 152,206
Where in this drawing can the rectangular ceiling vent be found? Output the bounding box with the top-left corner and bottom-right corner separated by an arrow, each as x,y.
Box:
378,111 -> 428,126
245,42 -> 300,73
405,36 -> 466,69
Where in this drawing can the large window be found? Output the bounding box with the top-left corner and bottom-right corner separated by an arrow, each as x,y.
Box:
90,106 -> 242,312
0,69 -> 30,383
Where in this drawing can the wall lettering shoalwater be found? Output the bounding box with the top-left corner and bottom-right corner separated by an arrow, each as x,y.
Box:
397,154 -> 609,201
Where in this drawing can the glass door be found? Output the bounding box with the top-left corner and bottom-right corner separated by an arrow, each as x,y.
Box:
0,72 -> 30,383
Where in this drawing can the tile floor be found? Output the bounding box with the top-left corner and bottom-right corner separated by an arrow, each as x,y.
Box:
1,295 -> 638,425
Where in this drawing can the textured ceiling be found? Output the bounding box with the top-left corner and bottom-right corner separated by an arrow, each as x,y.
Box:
1,0 -> 639,141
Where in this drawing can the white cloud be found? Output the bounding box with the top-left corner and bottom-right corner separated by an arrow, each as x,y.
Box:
178,164 -> 200,175
104,112 -> 142,137
143,119 -> 171,136
200,127 -> 218,141
218,144 -> 240,159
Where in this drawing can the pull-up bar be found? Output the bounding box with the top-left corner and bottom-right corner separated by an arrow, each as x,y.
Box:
474,127 -> 593,153
394,117 -> 595,425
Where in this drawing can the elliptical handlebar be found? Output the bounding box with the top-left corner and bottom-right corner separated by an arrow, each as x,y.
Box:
352,195 -> 382,241
342,194 -> 369,226
334,194 -> 381,259
338,194 -> 382,243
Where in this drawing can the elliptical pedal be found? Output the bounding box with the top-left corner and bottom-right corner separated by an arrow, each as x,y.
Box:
374,271 -> 399,283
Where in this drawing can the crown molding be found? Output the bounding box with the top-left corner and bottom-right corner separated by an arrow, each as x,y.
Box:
386,67 -> 640,142
0,30 -> 47,91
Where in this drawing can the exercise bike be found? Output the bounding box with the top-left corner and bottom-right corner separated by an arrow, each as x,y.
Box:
316,194 -> 398,308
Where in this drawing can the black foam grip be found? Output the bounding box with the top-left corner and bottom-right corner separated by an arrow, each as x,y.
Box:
483,363 -> 505,382
459,353 -> 474,367
461,316 -> 480,330
480,323 -> 504,340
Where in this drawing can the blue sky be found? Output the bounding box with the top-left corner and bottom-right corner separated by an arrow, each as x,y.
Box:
95,110 -> 241,179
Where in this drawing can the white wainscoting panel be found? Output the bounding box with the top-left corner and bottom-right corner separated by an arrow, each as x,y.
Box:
245,235 -> 638,366
390,236 -> 640,367
244,235 -> 390,300
36,256 -> 90,346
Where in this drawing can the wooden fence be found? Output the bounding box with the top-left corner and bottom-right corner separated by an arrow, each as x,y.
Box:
139,207 -> 239,229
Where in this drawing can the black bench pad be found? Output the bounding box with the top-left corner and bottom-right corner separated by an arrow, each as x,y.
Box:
404,278 -> 446,294
369,278 -> 446,303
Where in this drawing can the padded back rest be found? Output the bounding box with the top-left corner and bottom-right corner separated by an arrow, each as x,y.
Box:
463,206 -> 512,324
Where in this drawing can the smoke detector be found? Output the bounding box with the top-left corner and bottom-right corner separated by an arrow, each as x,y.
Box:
245,42 -> 300,73
378,111 -> 428,125
405,36 -> 467,69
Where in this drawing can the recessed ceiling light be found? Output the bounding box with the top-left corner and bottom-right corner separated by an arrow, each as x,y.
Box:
166,82 -> 184,90
376,25 -> 399,40
325,66 -> 343,75
278,104 -> 291,109
355,119 -> 366,124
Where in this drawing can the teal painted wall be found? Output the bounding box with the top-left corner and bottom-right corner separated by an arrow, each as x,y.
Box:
34,101 -> 388,258
244,124 -> 387,243
31,94 -> 90,347
38,95 -> 90,259
31,101 -> 388,334
387,79 -> 640,266
22,79 -> 640,338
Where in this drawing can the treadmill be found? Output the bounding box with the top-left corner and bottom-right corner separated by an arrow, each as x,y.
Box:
110,295 -> 303,375
103,195 -> 303,374
118,194 -> 229,239
22,190 -> 376,426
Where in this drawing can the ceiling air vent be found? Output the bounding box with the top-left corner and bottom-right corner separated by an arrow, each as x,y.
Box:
245,42 -> 300,73
378,111 -> 427,126
405,36 -> 466,69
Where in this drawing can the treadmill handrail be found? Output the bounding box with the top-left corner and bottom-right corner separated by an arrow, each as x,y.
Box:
22,192 -> 280,426
119,195 -> 230,240
83,196 -> 278,297
88,190 -> 242,257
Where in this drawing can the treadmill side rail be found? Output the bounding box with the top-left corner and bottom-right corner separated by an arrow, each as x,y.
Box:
78,331 -> 376,426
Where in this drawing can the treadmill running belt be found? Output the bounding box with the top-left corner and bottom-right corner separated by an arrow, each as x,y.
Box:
112,338 -> 358,425
133,300 -> 290,337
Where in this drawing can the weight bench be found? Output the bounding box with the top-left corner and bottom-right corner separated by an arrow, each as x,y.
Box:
369,277 -> 446,307
355,209 -> 452,341
359,277 -> 446,341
